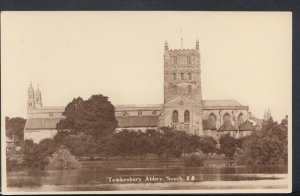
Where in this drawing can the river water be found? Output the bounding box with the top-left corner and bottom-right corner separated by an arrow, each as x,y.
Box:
6,160 -> 288,192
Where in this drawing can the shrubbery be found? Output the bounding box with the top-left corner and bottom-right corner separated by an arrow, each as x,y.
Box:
47,147 -> 81,169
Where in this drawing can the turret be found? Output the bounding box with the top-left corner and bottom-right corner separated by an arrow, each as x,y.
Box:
27,81 -> 35,109
35,84 -> 42,107
164,41 -> 169,52
196,39 -> 199,51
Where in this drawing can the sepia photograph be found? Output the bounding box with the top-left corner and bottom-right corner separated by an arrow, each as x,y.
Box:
1,11 -> 292,194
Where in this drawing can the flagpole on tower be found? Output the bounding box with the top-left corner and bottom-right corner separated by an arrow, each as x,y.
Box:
181,37 -> 183,50
177,29 -> 183,50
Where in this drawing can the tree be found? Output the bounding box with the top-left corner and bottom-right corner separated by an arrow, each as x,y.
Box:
22,140 -> 40,168
23,139 -> 58,169
5,117 -> 26,145
53,130 -> 70,145
114,129 -> 135,159
132,131 -> 151,159
64,133 -> 97,158
199,136 -> 217,156
219,133 -> 236,159
56,94 -> 117,140
235,117 -> 288,165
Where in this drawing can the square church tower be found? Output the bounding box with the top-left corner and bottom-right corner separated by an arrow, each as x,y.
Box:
160,40 -> 203,135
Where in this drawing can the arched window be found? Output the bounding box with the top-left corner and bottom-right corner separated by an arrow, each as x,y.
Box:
188,73 -> 192,80
188,85 -> 192,94
138,111 -> 142,116
172,110 -> 179,123
223,113 -> 230,122
180,73 -> 184,80
238,113 -> 244,127
122,111 -> 128,116
152,111 -> 157,115
184,110 -> 190,123
209,113 -> 217,127
173,73 -> 177,80
49,113 -> 53,118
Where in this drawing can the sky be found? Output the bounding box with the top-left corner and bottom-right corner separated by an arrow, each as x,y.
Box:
1,11 -> 292,121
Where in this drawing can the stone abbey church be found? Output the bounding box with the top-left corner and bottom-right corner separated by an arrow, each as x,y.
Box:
24,40 -> 254,143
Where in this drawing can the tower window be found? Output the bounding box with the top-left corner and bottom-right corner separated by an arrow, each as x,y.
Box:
184,110 -> 190,123
188,73 -> 192,80
173,57 -> 177,65
187,56 -> 191,64
172,110 -> 179,123
188,85 -> 192,94
173,73 -> 177,80
180,73 -> 184,80
173,86 -> 178,94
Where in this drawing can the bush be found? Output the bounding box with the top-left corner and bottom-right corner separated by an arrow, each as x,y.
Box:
184,155 -> 204,167
47,147 -> 81,170
6,159 -> 19,172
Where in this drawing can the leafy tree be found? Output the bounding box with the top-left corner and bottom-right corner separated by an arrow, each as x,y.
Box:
5,117 -> 26,145
64,133 -> 97,158
199,136 -> 217,156
219,133 -> 236,159
114,129 -> 135,159
22,140 -> 49,169
23,138 -> 58,169
57,94 -> 117,140
53,130 -> 70,145
38,138 -> 57,158
235,117 -> 288,165
132,131 -> 151,159
96,135 -> 118,158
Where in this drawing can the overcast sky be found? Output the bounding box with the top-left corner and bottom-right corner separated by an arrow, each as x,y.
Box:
2,11 -> 292,121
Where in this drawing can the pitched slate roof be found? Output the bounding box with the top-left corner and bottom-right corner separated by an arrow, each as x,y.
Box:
239,120 -> 254,131
202,120 -> 217,130
115,104 -> 162,112
116,116 -> 159,128
202,99 -> 248,110
218,121 -> 237,131
24,118 -> 61,130
28,106 -> 65,112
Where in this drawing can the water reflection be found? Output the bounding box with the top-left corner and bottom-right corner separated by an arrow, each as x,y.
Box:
7,162 -> 288,191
